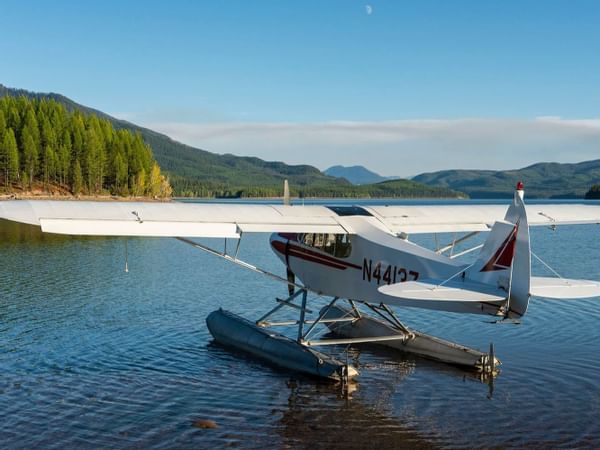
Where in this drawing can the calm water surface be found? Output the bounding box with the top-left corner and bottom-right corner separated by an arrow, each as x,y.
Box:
1,199 -> 599,449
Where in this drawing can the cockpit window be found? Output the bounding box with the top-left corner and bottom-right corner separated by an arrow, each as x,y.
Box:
299,233 -> 352,258
334,234 -> 352,258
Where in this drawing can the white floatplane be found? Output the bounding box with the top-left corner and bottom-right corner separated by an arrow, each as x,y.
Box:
1,182 -> 600,382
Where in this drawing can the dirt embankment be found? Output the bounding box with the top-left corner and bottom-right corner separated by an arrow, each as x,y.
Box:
0,187 -> 171,202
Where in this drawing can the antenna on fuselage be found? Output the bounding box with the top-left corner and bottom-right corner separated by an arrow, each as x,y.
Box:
283,179 -> 290,206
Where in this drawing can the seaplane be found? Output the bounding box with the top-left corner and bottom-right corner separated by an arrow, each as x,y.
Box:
1,182 -> 600,382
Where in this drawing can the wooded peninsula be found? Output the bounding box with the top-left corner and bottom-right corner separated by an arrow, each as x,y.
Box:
0,96 -> 172,198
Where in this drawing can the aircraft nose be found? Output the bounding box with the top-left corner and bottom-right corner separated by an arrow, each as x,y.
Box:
269,232 -> 286,253
269,232 -> 281,247
269,233 -> 295,261
270,233 -> 297,246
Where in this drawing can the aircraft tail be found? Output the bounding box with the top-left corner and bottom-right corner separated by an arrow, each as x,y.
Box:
467,183 -> 531,318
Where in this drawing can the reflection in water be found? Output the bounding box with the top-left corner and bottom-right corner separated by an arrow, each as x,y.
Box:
0,218 -> 109,245
279,380 -> 440,449
206,339 -> 441,449
207,336 -> 498,449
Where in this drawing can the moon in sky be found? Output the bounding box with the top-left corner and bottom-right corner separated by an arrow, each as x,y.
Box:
365,4 -> 373,15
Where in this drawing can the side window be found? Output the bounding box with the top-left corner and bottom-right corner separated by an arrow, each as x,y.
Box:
302,233 -> 314,247
334,234 -> 352,258
300,233 -> 352,258
313,233 -> 325,248
323,234 -> 336,256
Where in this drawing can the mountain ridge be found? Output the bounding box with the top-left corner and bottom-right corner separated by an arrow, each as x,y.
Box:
324,165 -> 398,185
413,159 -> 600,198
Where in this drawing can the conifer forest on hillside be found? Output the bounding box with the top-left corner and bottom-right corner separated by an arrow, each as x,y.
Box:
0,96 -> 172,197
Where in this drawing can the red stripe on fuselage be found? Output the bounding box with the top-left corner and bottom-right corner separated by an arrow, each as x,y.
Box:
271,240 -> 360,271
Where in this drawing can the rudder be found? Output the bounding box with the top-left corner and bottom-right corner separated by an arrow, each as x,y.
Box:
468,184 -> 531,318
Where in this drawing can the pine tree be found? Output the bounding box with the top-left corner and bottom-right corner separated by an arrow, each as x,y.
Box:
148,162 -> 162,197
0,129 -> 8,185
43,144 -> 57,187
7,107 -> 20,131
71,113 -> 85,161
58,129 -> 71,185
114,152 -> 128,194
72,159 -> 83,194
84,126 -> 102,192
40,116 -> 53,183
0,110 -> 6,137
21,129 -> 38,187
160,174 -> 173,198
23,109 -> 40,147
133,169 -> 146,196
1,128 -> 18,186
8,131 -> 20,184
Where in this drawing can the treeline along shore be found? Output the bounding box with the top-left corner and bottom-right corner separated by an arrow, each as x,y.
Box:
0,96 -> 172,198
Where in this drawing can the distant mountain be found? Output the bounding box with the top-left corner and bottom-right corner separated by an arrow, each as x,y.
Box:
413,160 -> 600,198
324,165 -> 397,185
0,84 -> 460,198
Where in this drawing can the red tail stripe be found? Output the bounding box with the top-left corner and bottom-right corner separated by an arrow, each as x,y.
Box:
480,223 -> 519,272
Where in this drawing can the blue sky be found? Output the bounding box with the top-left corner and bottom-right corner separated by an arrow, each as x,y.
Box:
2,1 -> 600,175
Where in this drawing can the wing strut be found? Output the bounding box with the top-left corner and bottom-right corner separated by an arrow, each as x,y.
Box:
175,236 -> 317,295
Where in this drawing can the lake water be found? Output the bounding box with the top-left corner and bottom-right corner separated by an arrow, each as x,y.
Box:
1,199 -> 599,449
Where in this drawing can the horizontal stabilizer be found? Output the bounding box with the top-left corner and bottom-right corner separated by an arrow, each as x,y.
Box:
531,277 -> 600,299
378,278 -> 506,303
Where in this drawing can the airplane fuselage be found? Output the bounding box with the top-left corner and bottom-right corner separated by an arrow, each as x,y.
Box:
270,215 -> 503,316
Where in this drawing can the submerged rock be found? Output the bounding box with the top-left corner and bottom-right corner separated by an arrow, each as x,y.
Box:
192,419 -> 218,429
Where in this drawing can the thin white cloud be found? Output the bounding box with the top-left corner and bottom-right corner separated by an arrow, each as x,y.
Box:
138,118 -> 600,177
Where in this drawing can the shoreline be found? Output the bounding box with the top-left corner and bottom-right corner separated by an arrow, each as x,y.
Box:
0,193 -> 172,202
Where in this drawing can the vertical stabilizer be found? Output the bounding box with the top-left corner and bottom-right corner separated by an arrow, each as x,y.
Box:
468,182 -> 531,318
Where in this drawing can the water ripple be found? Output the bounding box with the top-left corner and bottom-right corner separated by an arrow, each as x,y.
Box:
1,220 -> 599,448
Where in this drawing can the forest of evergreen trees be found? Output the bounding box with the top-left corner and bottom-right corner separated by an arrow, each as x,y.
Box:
0,96 -> 172,197
585,184 -> 600,199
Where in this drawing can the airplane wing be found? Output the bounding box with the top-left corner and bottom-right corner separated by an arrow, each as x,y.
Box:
364,204 -> 600,234
0,200 -> 599,238
0,200 -> 349,237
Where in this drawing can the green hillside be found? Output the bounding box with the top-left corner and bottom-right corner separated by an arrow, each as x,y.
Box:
334,178 -> 465,198
0,84 -> 462,199
413,160 -> 600,198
